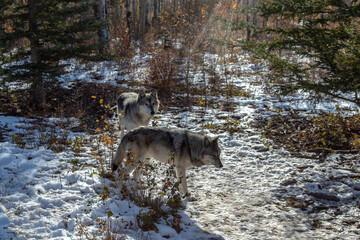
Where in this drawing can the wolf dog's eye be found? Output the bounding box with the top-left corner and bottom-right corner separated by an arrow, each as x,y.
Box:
152,103 -> 155,105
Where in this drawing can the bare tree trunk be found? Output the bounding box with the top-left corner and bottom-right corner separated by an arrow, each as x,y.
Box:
202,61 -> 207,112
185,50 -> 192,111
145,0 -> 150,29
29,0 -> 45,110
115,2 -> 122,19
195,0 -> 200,21
132,0 -> 137,38
246,0 -> 251,41
253,0 -> 258,27
159,0 -> 163,13
153,0 -> 159,24
139,0 -> 147,37
98,0 -> 110,53
262,14 -> 267,28
125,0 -> 132,38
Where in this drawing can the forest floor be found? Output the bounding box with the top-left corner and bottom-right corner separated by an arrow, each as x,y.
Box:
1,54 -> 360,239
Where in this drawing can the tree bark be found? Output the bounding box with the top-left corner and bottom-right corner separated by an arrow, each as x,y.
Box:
253,0 -> 258,27
29,0 -> 45,110
125,0 -> 132,38
153,0 -> 159,24
145,0 -> 150,28
98,0 -> 110,53
139,0 -> 147,37
246,0 -> 251,41
116,2 -> 122,19
132,0 -> 137,38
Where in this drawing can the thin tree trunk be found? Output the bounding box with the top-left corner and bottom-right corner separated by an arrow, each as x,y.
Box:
246,0 -> 251,41
139,0 -> 147,37
98,0 -> 110,52
132,0 -> 137,38
185,50 -> 191,111
145,0 -> 150,28
253,0 -> 258,27
195,0 -> 200,21
29,0 -> 45,110
153,0 -> 158,24
125,0 -> 132,38
159,0 -> 163,13
202,61 -> 207,112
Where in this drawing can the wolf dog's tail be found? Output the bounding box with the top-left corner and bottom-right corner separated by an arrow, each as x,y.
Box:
112,137 -> 127,171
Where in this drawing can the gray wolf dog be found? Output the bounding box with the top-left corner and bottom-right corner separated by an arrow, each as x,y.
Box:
116,91 -> 160,131
111,126 -> 223,195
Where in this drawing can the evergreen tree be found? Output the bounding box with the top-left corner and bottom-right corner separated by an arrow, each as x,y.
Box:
232,0 -> 360,106
0,0 -> 110,109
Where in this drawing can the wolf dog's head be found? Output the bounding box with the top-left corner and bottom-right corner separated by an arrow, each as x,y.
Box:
201,136 -> 223,168
138,91 -> 160,116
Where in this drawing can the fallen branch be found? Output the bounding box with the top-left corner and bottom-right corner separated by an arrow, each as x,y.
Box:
333,167 -> 360,174
308,148 -> 360,154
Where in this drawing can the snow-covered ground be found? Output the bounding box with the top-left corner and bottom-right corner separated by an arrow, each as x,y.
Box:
1,55 -> 360,239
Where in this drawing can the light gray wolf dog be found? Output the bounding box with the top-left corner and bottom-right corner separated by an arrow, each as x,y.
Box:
116,91 -> 160,131
111,126 -> 223,195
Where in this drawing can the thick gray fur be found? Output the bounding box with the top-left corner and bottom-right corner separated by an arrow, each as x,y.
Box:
112,126 -> 222,195
116,91 -> 160,131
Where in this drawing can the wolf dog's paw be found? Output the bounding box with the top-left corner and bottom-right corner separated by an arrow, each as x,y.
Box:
182,193 -> 197,202
187,195 -> 197,202
180,194 -> 197,209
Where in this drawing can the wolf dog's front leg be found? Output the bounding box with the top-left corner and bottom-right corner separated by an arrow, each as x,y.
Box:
175,166 -> 188,196
133,162 -> 144,183
122,151 -> 142,180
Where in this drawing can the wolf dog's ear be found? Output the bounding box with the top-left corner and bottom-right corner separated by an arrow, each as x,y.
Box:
212,136 -> 219,143
151,90 -> 158,98
139,91 -> 146,99
204,136 -> 211,146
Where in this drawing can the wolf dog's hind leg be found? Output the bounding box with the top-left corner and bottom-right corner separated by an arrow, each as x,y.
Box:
175,166 -> 188,196
123,151 -> 138,177
131,153 -> 146,184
